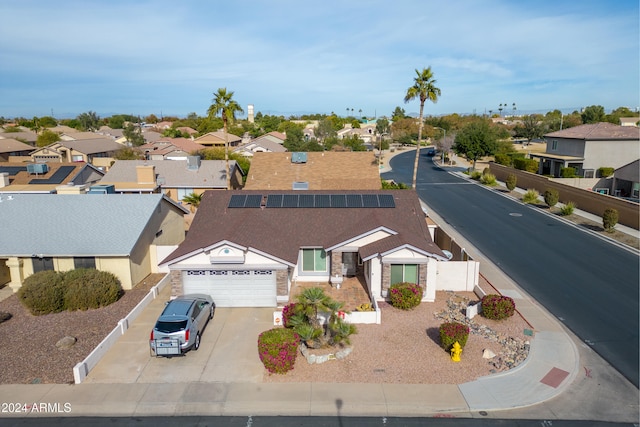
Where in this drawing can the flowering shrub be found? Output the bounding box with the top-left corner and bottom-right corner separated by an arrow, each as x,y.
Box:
281,302 -> 298,328
257,328 -> 300,374
481,294 -> 515,320
388,282 -> 423,310
439,322 -> 470,351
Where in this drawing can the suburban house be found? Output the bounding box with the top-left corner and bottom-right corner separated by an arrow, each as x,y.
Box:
158,189 -> 475,309
194,131 -> 242,148
532,122 -> 640,178
256,131 -> 287,145
140,138 -> 206,160
233,135 -> 288,157
337,123 -> 377,144
611,159 -> 640,199
243,151 -> 381,190
0,162 -> 104,194
99,157 -> 244,202
620,117 -> 639,127
0,138 -> 35,161
30,139 -> 124,171
0,193 -> 188,292
0,129 -> 37,145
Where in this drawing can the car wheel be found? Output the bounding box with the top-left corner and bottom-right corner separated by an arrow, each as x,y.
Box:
209,306 -> 214,320
194,332 -> 201,351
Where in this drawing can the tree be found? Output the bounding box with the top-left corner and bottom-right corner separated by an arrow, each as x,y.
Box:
404,67 -> 441,189
114,147 -> 143,160
207,88 -> 244,190
452,120 -> 499,170
376,117 -> 390,136
283,126 -> 306,152
602,208 -> 618,232
123,123 -> 145,146
515,115 -> 545,143
76,111 -> 100,131
343,135 -> 366,151
36,129 -> 60,147
391,106 -> 406,122
581,105 -> 606,124
182,192 -> 203,212
544,188 -> 559,208
315,118 -> 337,142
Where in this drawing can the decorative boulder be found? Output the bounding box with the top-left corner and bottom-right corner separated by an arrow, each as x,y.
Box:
56,336 -> 77,350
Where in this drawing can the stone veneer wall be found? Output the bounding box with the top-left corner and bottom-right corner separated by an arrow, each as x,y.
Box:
170,270 -> 183,298
276,269 -> 289,298
330,251 -> 342,277
381,262 -> 428,296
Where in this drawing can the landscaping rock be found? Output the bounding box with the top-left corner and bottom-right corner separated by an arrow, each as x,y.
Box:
56,336 -> 77,350
482,349 -> 496,359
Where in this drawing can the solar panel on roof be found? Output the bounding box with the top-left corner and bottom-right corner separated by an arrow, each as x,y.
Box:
346,194 -> 363,208
282,194 -> 299,208
228,194 -> 247,208
244,194 -> 263,208
330,194 -> 347,208
0,166 -> 27,176
378,194 -> 395,208
298,194 -> 314,208
362,194 -> 379,207
315,194 -> 330,207
266,194 -> 283,208
28,166 -> 75,185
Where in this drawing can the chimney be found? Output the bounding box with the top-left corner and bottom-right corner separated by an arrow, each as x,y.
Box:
136,164 -> 156,184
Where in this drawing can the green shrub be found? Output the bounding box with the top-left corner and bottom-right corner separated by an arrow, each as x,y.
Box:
494,153 -> 511,166
560,201 -> 576,216
257,328 -> 300,374
388,282 -> 423,310
439,322 -> 470,352
481,294 -> 515,320
522,189 -> 540,204
602,208 -> 618,232
513,158 -> 538,173
505,174 -> 517,191
470,170 -> 482,180
64,269 -> 123,311
17,271 -> 67,315
544,188 -> 559,208
482,167 -> 490,176
480,173 -> 497,186
560,167 -> 576,178
598,167 -> 614,178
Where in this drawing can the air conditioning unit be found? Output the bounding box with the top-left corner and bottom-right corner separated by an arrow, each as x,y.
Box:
27,163 -> 48,174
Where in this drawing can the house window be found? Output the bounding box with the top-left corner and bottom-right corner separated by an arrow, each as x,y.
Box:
74,257 -> 96,269
301,248 -> 327,273
551,140 -> 558,150
177,188 -> 194,200
390,264 -> 418,285
32,257 -> 54,273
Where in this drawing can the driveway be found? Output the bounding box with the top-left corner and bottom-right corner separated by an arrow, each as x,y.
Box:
84,284 -> 274,384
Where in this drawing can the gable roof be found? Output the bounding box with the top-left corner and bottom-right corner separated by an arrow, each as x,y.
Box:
0,162 -> 104,192
233,138 -> 287,156
140,138 -> 205,154
243,151 -> 381,190
195,131 -> 242,144
0,131 -> 37,143
0,138 -> 34,154
161,190 -> 445,266
545,122 -> 640,141
0,193 -> 184,256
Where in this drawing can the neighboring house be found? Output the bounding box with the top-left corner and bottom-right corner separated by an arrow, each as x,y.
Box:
140,138 -> 206,161
96,126 -> 126,143
243,151 -> 381,190
159,190 -> 450,308
611,159 -> 640,199
0,130 -> 37,145
532,123 -> 640,178
99,157 -> 244,202
47,125 -> 78,134
337,124 -> 377,144
0,162 -> 104,194
59,131 -> 103,141
0,138 -> 34,161
233,135 -> 287,157
141,130 -> 163,143
194,131 -> 243,148
30,139 -> 124,171
619,117 -> 639,127
0,193 -> 188,292
258,131 -> 286,145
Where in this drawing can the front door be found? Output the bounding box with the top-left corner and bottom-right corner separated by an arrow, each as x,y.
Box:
342,252 -> 358,277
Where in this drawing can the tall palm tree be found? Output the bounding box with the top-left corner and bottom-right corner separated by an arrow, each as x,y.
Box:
207,88 -> 243,190
404,67 -> 441,189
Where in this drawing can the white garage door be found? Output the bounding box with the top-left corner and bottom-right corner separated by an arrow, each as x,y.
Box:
182,270 -> 277,307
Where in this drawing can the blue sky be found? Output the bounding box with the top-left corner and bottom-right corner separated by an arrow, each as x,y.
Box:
0,0 -> 638,119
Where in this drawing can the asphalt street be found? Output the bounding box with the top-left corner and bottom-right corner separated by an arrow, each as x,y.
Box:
382,150 -> 640,388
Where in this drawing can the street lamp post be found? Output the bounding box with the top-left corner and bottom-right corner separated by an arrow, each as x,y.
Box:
434,126 -> 447,165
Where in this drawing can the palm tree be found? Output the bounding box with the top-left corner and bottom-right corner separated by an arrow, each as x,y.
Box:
181,192 -> 202,212
207,88 -> 243,190
404,67 -> 441,189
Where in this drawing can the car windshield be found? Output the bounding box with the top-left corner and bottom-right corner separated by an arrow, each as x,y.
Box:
155,320 -> 187,333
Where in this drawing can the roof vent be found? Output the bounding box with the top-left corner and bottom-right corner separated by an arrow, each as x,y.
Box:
186,155 -> 201,170
291,152 -> 307,163
292,181 -> 309,190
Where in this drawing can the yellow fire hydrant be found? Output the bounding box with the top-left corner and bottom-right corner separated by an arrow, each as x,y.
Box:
450,341 -> 462,362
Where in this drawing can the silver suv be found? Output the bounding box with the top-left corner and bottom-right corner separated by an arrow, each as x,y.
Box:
149,294 -> 214,357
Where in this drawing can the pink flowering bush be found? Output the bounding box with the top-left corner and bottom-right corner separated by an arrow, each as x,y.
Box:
257,328 -> 300,374
281,302 -> 298,328
481,294 -> 515,320
388,282 -> 423,310
439,321 -> 470,352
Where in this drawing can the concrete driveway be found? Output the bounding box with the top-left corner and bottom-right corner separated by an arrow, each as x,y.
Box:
84,285 -> 274,384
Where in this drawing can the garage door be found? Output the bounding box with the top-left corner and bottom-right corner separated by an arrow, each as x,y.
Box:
182,270 -> 277,307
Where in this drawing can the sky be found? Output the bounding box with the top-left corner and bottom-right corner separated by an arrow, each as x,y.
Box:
0,0 -> 638,120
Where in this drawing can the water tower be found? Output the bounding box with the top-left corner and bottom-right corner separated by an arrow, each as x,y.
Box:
248,104 -> 254,123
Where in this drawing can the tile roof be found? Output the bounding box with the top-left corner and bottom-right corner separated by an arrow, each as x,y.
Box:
243,151 -> 381,190
161,189 -> 445,266
0,193 -> 179,256
545,122 -> 640,140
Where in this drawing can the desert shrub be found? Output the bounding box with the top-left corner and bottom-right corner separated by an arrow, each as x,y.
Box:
439,322 -> 470,351
505,174 -> 517,191
522,189 -> 540,204
602,208 -> 619,232
470,170 -> 482,180
64,269 -> 122,311
598,167 -> 614,178
281,302 -> 298,328
494,153 -> 511,166
482,167 -> 490,175
513,158 -> 538,173
560,201 -> 576,216
560,167 -> 576,178
544,188 -> 559,208
480,173 -> 497,186
17,270 -> 67,315
481,294 -> 515,320
389,282 -> 423,310
257,327 -> 300,374
0,311 -> 12,324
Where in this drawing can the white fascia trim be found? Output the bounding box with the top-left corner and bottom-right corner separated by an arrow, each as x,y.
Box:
380,244 -> 449,262
203,240 -> 247,253
248,247 -> 296,267
325,226 -> 397,252
159,248 -> 204,267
